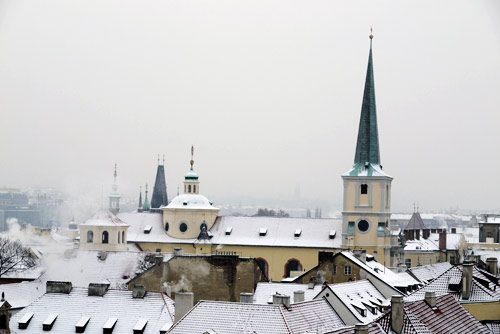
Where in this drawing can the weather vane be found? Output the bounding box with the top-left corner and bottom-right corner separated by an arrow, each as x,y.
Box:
369,27 -> 374,40
190,145 -> 195,168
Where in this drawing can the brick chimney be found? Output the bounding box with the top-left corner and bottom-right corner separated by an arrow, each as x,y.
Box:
424,291 -> 436,309
390,295 -> 404,334
486,258 -> 498,276
439,230 -> 447,251
461,263 -> 473,300
273,294 -> 290,308
294,290 -> 305,303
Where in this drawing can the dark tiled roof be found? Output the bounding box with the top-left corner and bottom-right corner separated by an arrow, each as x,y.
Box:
151,165 -> 168,209
405,212 -> 427,230
403,294 -> 490,334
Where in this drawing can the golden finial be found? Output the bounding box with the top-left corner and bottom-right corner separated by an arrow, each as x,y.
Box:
190,145 -> 195,169
369,27 -> 374,40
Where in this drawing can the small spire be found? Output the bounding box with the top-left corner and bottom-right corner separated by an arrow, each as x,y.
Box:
190,145 -> 195,171
163,154 -> 165,165
113,163 -> 117,182
138,186 -> 143,208
143,183 -> 150,211
158,154 -> 160,166
369,27 -> 374,40
177,185 -> 180,196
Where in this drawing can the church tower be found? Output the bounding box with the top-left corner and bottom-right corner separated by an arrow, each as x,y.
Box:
109,163 -> 120,215
151,155 -> 169,212
341,32 -> 396,267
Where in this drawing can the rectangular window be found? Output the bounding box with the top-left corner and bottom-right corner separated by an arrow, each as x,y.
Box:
344,266 -> 352,275
377,222 -> 385,235
360,184 -> 368,194
488,232 -> 493,238
405,259 -> 411,268
348,221 -> 355,234
332,265 -> 337,275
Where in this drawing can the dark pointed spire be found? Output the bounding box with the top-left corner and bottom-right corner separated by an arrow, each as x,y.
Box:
138,186 -> 143,209
143,183 -> 150,212
151,162 -> 168,209
354,30 -> 380,166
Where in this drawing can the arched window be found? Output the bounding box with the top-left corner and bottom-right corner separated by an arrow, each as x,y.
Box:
102,231 -> 109,244
165,222 -> 169,232
193,185 -> 197,193
188,185 -> 192,193
360,184 -> 368,194
0,314 -> 6,329
284,258 -> 303,278
122,231 -> 125,243
256,258 -> 269,280
87,230 -> 94,243
118,231 -> 120,243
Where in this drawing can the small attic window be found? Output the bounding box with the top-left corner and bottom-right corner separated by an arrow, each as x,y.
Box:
18,312 -> 34,329
259,228 -> 268,236
294,229 -> 302,238
103,317 -> 118,334
225,227 -> 233,235
352,303 -> 367,317
329,230 -> 336,239
42,313 -> 58,331
143,225 -> 152,234
133,319 -> 148,334
75,315 -> 90,333
183,201 -> 188,206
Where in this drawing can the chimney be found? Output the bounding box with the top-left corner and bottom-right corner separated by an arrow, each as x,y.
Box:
486,258 -> 498,276
132,285 -> 146,299
353,250 -> 366,263
424,291 -> 436,309
173,248 -> 184,256
240,293 -> 254,303
273,294 -> 291,308
174,292 -> 194,323
354,324 -> 369,334
439,231 -> 447,250
461,263 -> 473,300
294,290 -> 305,303
88,283 -> 110,296
390,295 -> 404,334
46,281 -> 72,294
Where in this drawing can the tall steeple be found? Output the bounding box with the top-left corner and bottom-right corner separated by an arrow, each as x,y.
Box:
109,163 -> 120,214
138,186 -> 143,212
143,183 -> 151,212
354,29 -> 380,166
151,154 -> 168,210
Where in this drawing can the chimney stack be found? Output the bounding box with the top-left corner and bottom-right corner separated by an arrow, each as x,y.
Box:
294,290 -> 305,303
462,263 -> 473,300
390,295 -> 404,334
273,294 -> 290,308
88,283 -> 110,296
240,293 -> 254,303
46,281 -> 72,294
174,292 -> 194,323
173,248 -> 184,256
439,231 -> 447,251
132,285 -> 146,299
353,249 -> 367,263
354,324 -> 369,334
424,291 -> 436,309
486,258 -> 498,276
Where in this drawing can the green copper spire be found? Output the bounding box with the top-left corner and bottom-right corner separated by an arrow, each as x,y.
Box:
354,31 -> 380,166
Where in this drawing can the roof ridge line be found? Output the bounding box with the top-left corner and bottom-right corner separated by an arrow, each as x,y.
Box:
277,304 -> 293,334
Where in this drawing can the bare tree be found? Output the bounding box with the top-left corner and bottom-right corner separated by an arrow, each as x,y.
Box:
136,253 -> 156,274
0,236 -> 38,278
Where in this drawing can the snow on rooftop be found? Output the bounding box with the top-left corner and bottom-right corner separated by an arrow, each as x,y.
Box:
10,287 -> 174,334
79,209 -> 129,227
166,194 -> 218,210
0,280 -> 45,309
253,282 -> 322,304
406,262 -> 453,284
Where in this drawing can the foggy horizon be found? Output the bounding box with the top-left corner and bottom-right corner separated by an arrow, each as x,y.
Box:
1,1 -> 500,213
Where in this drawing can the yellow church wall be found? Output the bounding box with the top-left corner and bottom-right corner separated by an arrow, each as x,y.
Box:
462,301 -> 500,321
344,180 -> 389,213
162,208 -> 219,239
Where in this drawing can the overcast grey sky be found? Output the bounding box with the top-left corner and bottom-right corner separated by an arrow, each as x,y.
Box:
0,0 -> 499,212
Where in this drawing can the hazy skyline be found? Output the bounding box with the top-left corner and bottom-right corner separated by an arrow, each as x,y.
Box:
1,1 -> 499,213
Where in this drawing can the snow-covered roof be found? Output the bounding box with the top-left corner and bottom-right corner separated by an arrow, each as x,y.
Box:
253,282 -> 323,304
340,252 -> 420,290
119,212 -> 198,244
168,299 -> 345,334
323,280 -> 390,324
343,163 -> 392,178
123,213 -> 343,249
406,262 -> 453,284
404,238 -> 439,252
209,216 -> 343,248
79,210 -> 129,227
10,287 -> 174,334
40,250 -> 169,289
0,280 -> 45,309
166,194 -> 218,210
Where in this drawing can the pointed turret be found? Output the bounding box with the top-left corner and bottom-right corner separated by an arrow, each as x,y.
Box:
354,32 -> 380,166
138,186 -> 143,212
109,163 -> 120,214
143,183 -> 151,212
151,155 -> 168,210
